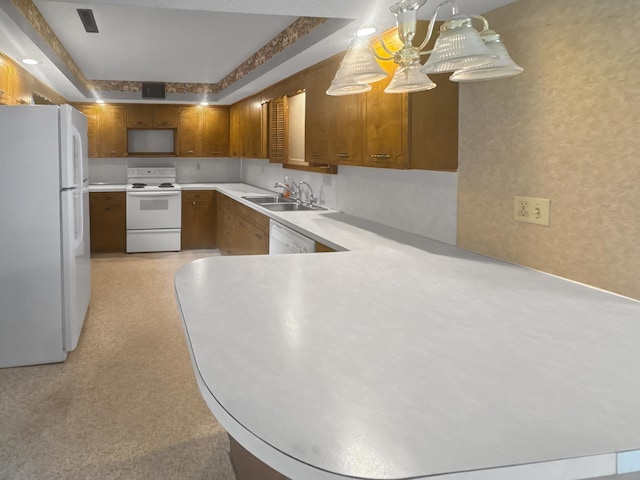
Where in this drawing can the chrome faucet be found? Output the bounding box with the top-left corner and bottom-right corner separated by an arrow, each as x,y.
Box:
298,181 -> 317,206
273,181 -> 299,201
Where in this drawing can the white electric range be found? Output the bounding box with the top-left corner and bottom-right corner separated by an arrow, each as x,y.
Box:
126,167 -> 182,253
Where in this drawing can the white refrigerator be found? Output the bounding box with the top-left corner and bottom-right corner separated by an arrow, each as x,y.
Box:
0,105 -> 91,368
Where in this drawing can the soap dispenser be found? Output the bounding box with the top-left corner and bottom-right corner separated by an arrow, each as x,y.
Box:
283,175 -> 290,198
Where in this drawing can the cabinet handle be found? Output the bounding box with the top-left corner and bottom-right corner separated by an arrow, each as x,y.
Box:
311,152 -> 321,157
254,233 -> 262,240
367,153 -> 391,160
188,150 -> 194,153
335,153 -> 350,158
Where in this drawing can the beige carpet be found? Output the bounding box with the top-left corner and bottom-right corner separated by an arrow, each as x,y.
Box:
0,250 -> 236,480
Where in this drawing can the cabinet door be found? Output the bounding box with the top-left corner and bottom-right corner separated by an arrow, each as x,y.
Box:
268,97 -> 287,163
363,77 -> 408,169
327,93 -> 363,166
216,193 -> 226,253
305,65 -> 333,163
176,108 -> 202,156
229,103 -> 242,157
89,192 -> 126,252
181,190 -> 216,249
203,107 -> 230,157
126,106 -> 152,127
243,96 -> 263,158
152,106 -> 178,128
245,214 -> 269,254
0,58 -> 12,105
76,105 -> 100,158
12,69 -> 31,105
99,107 -> 127,157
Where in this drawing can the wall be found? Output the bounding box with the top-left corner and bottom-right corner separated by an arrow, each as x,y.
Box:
88,157 -> 242,185
242,159 -> 458,246
457,0 -> 640,299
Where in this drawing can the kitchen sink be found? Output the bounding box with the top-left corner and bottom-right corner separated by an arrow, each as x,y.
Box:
260,202 -> 328,212
242,195 -> 295,204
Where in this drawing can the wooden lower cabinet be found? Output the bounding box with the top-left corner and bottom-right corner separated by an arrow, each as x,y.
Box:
89,192 -> 126,253
229,435 -> 288,480
217,193 -> 269,256
181,190 -> 216,249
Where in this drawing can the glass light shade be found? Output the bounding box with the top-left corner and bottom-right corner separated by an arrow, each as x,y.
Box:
384,60 -> 436,93
421,16 -> 495,74
332,37 -> 388,85
449,32 -> 523,82
326,82 -> 372,96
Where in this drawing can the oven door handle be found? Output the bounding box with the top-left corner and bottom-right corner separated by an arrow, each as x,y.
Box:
127,191 -> 181,197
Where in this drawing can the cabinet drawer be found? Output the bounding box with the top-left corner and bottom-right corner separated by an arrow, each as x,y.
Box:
182,190 -> 214,203
235,202 -> 269,231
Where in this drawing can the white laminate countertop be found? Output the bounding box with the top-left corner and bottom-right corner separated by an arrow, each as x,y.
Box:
175,184 -> 640,480
88,183 -> 127,192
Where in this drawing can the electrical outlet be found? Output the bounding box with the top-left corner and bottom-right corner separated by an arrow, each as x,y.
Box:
514,196 -> 550,226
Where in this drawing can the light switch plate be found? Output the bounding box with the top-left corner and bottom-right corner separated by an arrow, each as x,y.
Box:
514,196 -> 550,226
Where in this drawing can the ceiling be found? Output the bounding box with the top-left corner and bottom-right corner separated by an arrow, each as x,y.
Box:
0,0 -> 517,105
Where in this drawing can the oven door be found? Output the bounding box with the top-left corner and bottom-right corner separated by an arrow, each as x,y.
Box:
126,190 -> 181,230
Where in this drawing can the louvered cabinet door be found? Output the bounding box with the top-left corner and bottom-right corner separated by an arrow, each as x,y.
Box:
268,96 -> 287,164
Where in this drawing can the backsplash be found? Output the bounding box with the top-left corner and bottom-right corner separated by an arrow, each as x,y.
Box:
88,157 -> 242,184
242,158 -> 457,245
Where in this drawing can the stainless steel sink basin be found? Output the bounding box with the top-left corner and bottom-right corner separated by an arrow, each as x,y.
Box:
260,202 -> 327,212
242,195 -> 295,204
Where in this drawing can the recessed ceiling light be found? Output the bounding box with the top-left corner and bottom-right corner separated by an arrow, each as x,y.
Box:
356,25 -> 377,37
21,58 -> 39,65
95,99 -> 104,104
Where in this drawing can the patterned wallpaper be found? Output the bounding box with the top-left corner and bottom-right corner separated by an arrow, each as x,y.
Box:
11,0 -> 326,97
457,0 -> 640,300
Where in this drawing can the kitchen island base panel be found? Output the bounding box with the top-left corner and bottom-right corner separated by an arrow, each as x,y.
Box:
229,435 -> 289,480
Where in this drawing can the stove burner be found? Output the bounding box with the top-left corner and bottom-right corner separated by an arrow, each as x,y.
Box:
158,183 -> 174,188
131,183 -> 147,188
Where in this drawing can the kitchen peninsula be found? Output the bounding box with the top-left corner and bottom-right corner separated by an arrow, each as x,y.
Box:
175,185 -> 640,480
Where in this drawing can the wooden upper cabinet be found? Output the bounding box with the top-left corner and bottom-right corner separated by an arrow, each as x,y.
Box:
176,108 -> 202,156
243,96 -> 263,158
12,69 -> 31,105
98,106 -> 127,157
229,96 -> 264,158
268,96 -> 287,164
0,59 -> 12,105
126,105 -> 152,127
152,106 -> 178,128
361,21 -> 458,171
363,78 -> 409,169
127,105 -> 178,128
304,65 -> 333,164
324,55 -> 364,166
76,105 -> 100,158
203,107 -> 229,157
229,103 -> 242,157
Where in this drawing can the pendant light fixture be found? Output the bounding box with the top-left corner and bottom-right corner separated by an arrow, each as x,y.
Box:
326,0 -> 523,96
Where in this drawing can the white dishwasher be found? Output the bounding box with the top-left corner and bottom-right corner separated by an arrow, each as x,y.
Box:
269,220 -> 316,254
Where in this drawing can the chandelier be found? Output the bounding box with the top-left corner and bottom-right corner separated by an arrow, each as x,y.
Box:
326,0 -> 523,96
